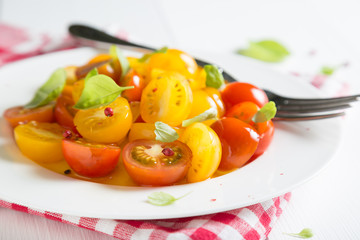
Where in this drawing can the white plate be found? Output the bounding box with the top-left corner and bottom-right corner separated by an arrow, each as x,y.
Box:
0,48 -> 343,219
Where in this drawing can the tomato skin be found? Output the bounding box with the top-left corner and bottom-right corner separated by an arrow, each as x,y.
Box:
211,118 -> 259,171
225,102 -> 275,161
221,82 -> 268,109
120,69 -> 146,102
3,104 -> 55,128
62,139 -> 121,178
54,94 -> 77,130
14,121 -> 64,163
122,140 -> 191,186
87,54 -> 120,82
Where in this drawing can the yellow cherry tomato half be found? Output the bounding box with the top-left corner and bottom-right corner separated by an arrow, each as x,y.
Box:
72,79 -> 85,104
188,90 -> 218,118
203,87 -> 226,117
74,97 -> 132,143
14,121 -> 64,163
140,70 -> 193,126
179,122 -> 221,183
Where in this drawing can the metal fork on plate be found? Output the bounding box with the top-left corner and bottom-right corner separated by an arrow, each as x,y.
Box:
68,24 -> 359,121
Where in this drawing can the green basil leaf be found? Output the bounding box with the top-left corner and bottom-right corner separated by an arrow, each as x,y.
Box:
154,121 -> 179,142
321,66 -> 336,76
109,45 -> 130,79
253,101 -> 277,123
138,46 -> 168,63
73,74 -> 133,110
84,68 -> 98,82
237,40 -> 290,63
204,65 -> 225,89
147,191 -> 191,206
284,228 -> 313,239
182,108 -> 218,127
24,68 -> 67,109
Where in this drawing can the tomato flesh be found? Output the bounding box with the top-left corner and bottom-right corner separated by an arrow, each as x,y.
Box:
120,69 -> 146,102
122,140 -> 191,186
54,94 -> 78,130
62,138 -> 121,178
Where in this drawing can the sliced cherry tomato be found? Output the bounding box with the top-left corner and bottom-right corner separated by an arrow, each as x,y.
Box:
122,139 -> 192,186
225,102 -> 275,161
188,90 -> 218,118
140,70 -> 193,126
64,65 -> 78,85
74,97 -> 132,143
72,79 -> 85,103
3,103 -> 55,128
203,87 -> 226,117
221,82 -> 269,109
211,118 -> 259,171
120,69 -> 146,102
179,122 -> 221,183
129,101 -> 142,123
54,94 -> 78,130
62,138 -> 121,178
127,56 -> 147,79
87,54 -> 120,81
14,121 -> 64,163
188,67 -> 206,90
128,123 -> 184,142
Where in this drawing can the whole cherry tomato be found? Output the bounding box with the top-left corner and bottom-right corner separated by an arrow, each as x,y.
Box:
122,139 -> 192,186
221,82 -> 268,110
120,69 -> 146,102
3,103 -> 55,128
211,118 -> 259,171
225,101 -> 275,161
62,138 -> 121,178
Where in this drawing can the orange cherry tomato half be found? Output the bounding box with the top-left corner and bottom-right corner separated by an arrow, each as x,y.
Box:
122,140 -> 192,186
225,102 -> 275,161
120,69 -> 146,102
211,118 -> 259,171
221,82 -> 268,110
62,138 -> 121,178
3,103 -> 55,128
54,94 -> 78,130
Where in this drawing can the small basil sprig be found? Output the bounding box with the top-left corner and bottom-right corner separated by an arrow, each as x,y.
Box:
237,40 -> 290,63
73,74 -> 133,110
109,45 -> 130,79
147,191 -> 190,206
24,68 -> 66,109
84,68 -> 98,81
154,121 -> 179,142
182,108 -> 218,127
284,228 -> 313,239
204,65 -> 225,89
138,46 -> 168,63
321,66 -> 336,76
252,101 -> 277,123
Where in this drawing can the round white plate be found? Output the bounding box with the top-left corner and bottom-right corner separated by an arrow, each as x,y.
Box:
0,48 -> 343,219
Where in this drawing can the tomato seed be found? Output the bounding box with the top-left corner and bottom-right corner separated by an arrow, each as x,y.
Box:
63,130 -> 72,139
162,148 -> 174,156
104,107 -> 114,117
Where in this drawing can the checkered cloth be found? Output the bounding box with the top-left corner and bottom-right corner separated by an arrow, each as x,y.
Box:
0,23 -> 317,240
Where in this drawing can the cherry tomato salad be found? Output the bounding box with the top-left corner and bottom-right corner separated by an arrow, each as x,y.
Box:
3,46 -> 277,186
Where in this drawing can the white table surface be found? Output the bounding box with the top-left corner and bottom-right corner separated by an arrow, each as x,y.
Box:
1,0 -> 360,239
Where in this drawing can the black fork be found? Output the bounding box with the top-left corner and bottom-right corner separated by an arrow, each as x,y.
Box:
68,24 -> 359,121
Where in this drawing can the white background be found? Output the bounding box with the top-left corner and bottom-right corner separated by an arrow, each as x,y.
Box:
1,0 -> 360,239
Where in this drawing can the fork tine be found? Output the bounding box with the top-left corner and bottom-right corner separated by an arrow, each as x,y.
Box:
277,103 -> 352,113
274,111 -> 345,121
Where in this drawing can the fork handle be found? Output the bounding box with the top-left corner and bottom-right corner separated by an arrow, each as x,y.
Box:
68,24 -> 237,82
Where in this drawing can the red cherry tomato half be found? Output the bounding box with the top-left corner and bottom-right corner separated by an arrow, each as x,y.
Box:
211,118 -> 259,171
122,139 -> 192,186
225,101 -> 275,161
221,82 -> 268,110
54,94 -> 78,130
3,103 -> 55,128
120,69 -> 146,102
62,138 -> 121,178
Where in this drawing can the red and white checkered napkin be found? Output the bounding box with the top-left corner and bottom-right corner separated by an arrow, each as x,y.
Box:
0,23 -> 297,240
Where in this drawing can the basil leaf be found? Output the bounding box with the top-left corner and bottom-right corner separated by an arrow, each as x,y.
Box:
109,45 -> 130,79
253,101 -> 277,123
73,74 -> 133,110
84,68 -> 98,82
321,66 -> 336,76
25,68 -> 66,109
154,121 -> 179,142
138,46 -> 168,63
182,108 -> 218,127
147,191 -> 191,206
204,65 -> 225,89
284,228 -> 313,239
237,40 -> 290,63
